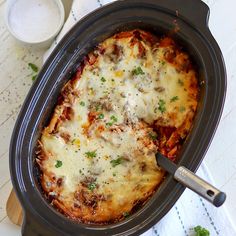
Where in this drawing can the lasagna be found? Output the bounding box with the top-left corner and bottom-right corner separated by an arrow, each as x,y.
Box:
37,30 -> 198,224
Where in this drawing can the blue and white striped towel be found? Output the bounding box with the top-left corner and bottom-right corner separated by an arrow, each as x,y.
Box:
45,1 -> 236,235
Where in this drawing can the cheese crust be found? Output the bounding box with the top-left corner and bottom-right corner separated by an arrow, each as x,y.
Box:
37,30 -> 198,224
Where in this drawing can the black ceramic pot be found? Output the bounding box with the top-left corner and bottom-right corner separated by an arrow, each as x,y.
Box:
10,0 -> 226,235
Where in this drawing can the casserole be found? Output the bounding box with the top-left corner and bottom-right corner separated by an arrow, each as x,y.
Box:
37,29 -> 199,224
10,0 -> 226,235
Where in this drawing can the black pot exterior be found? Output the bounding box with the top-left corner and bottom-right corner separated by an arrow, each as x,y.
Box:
9,0 -> 226,235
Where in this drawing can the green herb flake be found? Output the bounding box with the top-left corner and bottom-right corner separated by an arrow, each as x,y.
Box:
170,96 -> 179,102
85,151 -> 97,158
178,79 -> 184,86
158,99 -> 166,113
95,104 -> 101,111
179,106 -> 186,112
98,113 -> 104,119
112,172 -> 116,177
55,160 -> 62,168
106,115 -> 118,127
110,157 -> 124,167
80,101 -> 85,106
32,74 -> 37,81
123,212 -> 130,218
149,132 -> 158,140
106,122 -> 113,127
193,226 -> 210,236
88,183 -> 97,191
110,115 -> 118,122
161,61 -> 166,66
101,77 -> 106,82
132,66 -> 145,76
28,63 -> 39,73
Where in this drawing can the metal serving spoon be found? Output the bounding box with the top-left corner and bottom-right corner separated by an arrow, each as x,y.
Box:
156,153 -> 226,207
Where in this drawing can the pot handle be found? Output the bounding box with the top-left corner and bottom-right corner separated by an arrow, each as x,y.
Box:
125,0 -> 210,31
22,213 -> 42,236
166,0 -> 210,30
22,212 -> 55,236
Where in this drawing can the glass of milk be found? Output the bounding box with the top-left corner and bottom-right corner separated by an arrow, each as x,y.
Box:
5,0 -> 65,48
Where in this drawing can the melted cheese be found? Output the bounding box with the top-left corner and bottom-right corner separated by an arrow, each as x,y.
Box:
38,30 -> 198,224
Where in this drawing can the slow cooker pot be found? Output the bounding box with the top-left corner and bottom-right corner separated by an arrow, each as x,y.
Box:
10,0 -> 226,235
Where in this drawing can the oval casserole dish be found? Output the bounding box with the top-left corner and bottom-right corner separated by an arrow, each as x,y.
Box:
9,0 -> 226,235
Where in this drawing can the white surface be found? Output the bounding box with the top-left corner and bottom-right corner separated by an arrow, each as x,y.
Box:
206,0 -> 236,225
0,0 -> 236,235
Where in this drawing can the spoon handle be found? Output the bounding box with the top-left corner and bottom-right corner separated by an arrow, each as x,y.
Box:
174,166 -> 226,207
156,153 -> 226,207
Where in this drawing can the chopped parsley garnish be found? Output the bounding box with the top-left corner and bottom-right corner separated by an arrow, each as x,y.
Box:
149,132 -> 158,140
193,226 -> 210,236
132,66 -> 145,76
158,99 -> 166,113
113,172 -> 116,177
32,75 -> 37,81
170,96 -> 179,102
85,151 -> 97,158
161,61 -> 166,66
28,63 -> 39,82
110,115 -> 118,122
88,183 -> 96,191
110,157 -> 124,167
178,79 -> 184,86
123,212 -> 130,218
55,160 -> 62,168
101,77 -> 106,82
95,104 -> 101,111
28,63 -> 38,73
98,113 -> 104,119
179,106 -> 186,112
80,101 -> 85,106
106,115 -> 118,127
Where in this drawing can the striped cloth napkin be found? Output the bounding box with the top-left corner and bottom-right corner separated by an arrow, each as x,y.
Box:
45,1 -> 236,235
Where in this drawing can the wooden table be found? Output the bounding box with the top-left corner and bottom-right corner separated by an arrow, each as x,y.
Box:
0,0 -> 236,234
